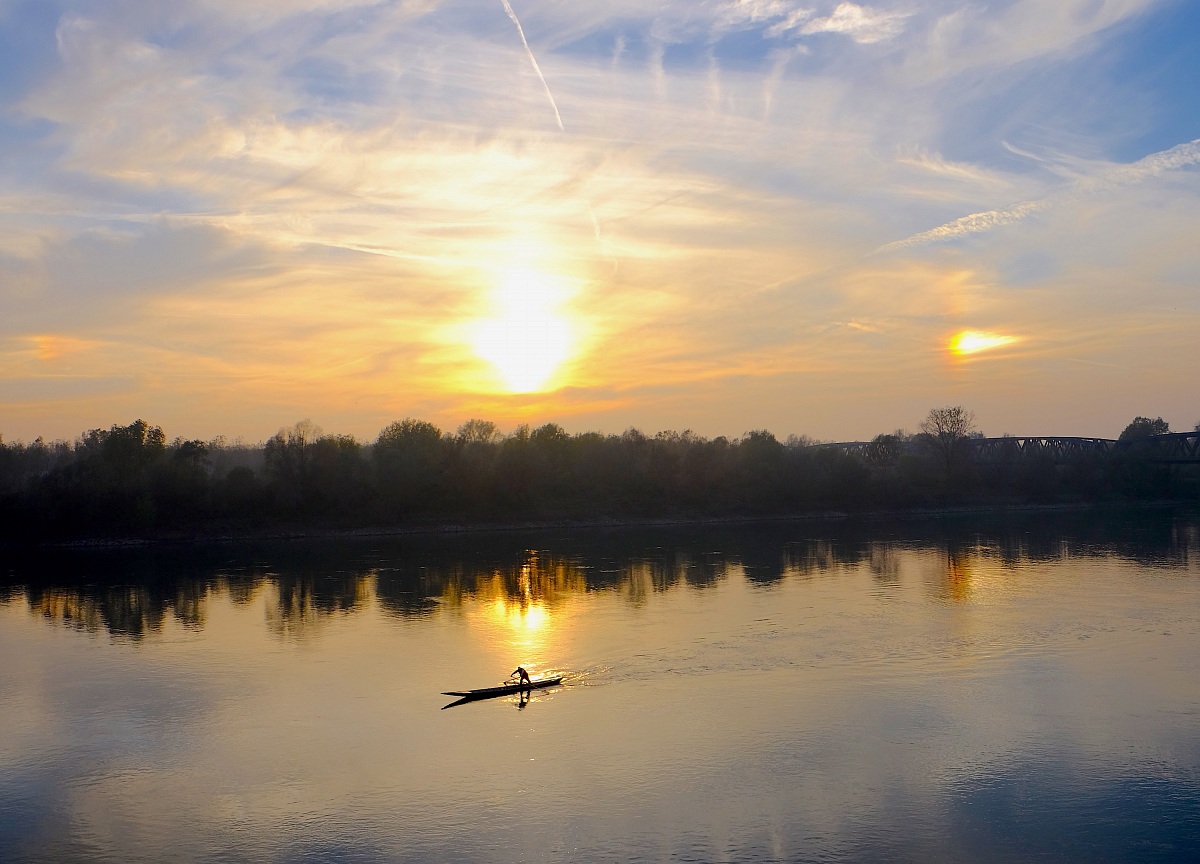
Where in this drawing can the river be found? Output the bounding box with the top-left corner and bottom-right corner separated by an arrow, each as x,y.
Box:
2,508 -> 1199,862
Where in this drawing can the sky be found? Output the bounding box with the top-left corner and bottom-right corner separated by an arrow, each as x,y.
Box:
1,0 -> 1198,444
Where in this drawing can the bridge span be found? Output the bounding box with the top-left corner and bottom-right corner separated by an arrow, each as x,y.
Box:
823,432 -> 1200,464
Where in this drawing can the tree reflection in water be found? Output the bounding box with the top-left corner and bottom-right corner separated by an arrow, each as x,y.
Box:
2,508 -> 1197,639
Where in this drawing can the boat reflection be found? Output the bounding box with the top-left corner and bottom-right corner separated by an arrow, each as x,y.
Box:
440,690 -> 536,711
440,675 -> 565,711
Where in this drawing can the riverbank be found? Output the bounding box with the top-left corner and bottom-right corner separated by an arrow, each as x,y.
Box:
23,499 -> 1192,551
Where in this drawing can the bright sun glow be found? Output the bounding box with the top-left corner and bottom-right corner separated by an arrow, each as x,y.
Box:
949,329 -> 1020,356
471,269 -> 575,393
490,598 -> 549,632
472,592 -> 554,660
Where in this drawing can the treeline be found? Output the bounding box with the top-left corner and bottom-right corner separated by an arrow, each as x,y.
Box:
0,411 -> 1195,542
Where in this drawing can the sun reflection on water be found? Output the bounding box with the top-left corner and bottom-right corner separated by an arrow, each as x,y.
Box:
462,551 -> 586,671
488,596 -> 549,635
933,548 -> 1020,605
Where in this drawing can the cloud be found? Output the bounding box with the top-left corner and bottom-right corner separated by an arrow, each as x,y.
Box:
797,2 -> 908,43
875,200 -> 1047,252
720,0 -> 806,28
902,0 -> 1161,83
194,0 -> 409,28
720,0 -> 816,33
716,1 -> 907,44
876,137 -> 1200,252
894,150 -> 1010,187
2,0 -> 1199,441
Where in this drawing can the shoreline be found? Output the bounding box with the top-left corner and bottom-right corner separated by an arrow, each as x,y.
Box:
19,499 -> 1192,551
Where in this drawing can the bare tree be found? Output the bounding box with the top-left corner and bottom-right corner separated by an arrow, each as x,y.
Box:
264,419 -> 324,507
455,418 -> 500,445
919,406 -> 977,475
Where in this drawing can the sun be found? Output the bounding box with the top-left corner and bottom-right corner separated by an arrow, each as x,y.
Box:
471,268 -> 575,393
949,329 -> 1020,356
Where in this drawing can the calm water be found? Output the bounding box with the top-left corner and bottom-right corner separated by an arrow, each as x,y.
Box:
2,510 -> 1199,863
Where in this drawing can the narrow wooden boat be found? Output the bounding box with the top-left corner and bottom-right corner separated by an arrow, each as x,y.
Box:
441,675 -> 564,701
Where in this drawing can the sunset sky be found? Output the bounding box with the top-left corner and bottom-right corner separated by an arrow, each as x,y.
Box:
2,0 -> 1198,444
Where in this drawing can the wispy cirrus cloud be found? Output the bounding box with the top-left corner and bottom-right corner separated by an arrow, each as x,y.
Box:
794,2 -> 908,43
718,1 -> 908,44
876,137 -> 1200,252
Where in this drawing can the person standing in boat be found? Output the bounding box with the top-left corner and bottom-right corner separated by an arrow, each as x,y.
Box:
512,666 -> 531,686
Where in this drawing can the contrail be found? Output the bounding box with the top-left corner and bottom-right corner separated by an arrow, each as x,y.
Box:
500,0 -> 564,131
875,200 -> 1046,253
875,137 -> 1200,254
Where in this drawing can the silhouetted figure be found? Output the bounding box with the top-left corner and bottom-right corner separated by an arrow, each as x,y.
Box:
512,666 -> 531,686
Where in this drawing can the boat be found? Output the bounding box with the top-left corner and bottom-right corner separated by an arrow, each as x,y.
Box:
441,675 -> 564,702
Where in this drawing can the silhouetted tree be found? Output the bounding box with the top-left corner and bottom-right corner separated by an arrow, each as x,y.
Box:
918,406 -> 977,479
443,419 -> 500,516
216,465 -> 266,520
374,419 -> 447,519
737,430 -> 786,511
865,433 -> 904,467
1119,416 -> 1169,441
92,419 -> 167,476
377,419 -> 443,452
564,431 -> 624,514
455,419 -> 500,445
1114,417 -> 1174,499
68,419 -> 170,531
151,438 -> 212,525
264,420 -> 322,512
307,434 -> 367,517
493,425 -> 538,512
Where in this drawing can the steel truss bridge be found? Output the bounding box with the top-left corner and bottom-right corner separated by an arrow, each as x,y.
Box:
826,432 -> 1200,464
